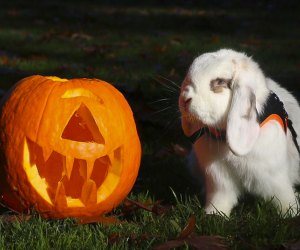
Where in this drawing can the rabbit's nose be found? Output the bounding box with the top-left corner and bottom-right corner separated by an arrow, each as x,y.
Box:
185,97 -> 192,104
179,86 -> 194,110
183,97 -> 192,110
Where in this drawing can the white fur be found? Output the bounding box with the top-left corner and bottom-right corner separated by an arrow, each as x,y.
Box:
179,49 -> 300,216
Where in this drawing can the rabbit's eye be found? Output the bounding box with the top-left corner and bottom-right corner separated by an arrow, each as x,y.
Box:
210,78 -> 232,93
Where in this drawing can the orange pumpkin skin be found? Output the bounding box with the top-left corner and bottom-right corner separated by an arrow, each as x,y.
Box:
0,75 -> 141,218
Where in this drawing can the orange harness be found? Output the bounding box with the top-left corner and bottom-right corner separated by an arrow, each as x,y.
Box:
258,92 -> 288,134
259,114 -> 288,132
189,92 -> 300,155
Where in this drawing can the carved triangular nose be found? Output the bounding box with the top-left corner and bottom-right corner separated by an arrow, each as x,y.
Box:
62,103 -> 104,144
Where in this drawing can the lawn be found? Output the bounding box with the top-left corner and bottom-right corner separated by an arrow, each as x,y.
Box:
0,0 -> 300,249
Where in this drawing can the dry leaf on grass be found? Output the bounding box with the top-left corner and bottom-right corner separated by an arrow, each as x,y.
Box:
154,214 -> 228,250
177,214 -> 196,240
154,235 -> 227,250
188,236 -> 228,250
121,198 -> 171,217
77,215 -> 122,225
0,214 -> 32,223
280,240 -> 300,250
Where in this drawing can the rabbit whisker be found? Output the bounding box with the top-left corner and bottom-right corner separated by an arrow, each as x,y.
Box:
149,106 -> 173,117
156,74 -> 181,89
149,98 -> 171,105
152,76 -> 179,93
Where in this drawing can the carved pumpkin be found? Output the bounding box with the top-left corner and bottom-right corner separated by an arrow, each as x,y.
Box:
0,75 -> 141,218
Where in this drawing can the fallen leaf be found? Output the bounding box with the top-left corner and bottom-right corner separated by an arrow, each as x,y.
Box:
0,214 -> 32,223
281,239 -> 300,250
154,236 -> 228,250
71,32 -> 92,41
108,233 -> 121,245
154,215 -> 228,250
124,198 -> 153,213
152,201 -> 172,216
77,215 -> 121,225
188,235 -> 228,250
121,198 -> 139,216
177,214 -> 196,240
121,199 -> 171,217
154,239 -> 186,250
170,38 -> 182,46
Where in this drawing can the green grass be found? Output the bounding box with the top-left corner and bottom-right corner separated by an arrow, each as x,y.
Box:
1,0 -> 300,249
1,193 -> 300,249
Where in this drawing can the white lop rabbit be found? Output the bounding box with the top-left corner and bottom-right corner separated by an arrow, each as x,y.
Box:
179,49 -> 300,216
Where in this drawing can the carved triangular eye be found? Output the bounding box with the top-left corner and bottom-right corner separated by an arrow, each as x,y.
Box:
62,103 -> 104,144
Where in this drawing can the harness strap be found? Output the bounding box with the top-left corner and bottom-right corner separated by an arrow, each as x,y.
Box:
258,92 -> 300,156
287,118 -> 300,155
188,92 -> 300,156
189,127 -> 208,144
189,127 -> 226,144
258,92 -> 288,132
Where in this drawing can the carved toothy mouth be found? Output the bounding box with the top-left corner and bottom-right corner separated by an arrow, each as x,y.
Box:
23,138 -> 123,208
22,101 -> 123,208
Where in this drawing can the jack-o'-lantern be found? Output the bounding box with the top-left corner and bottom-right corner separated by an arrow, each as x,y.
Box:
0,75 -> 141,218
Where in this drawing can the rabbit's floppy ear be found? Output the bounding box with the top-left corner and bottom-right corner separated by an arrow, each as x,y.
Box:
227,82 -> 260,156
